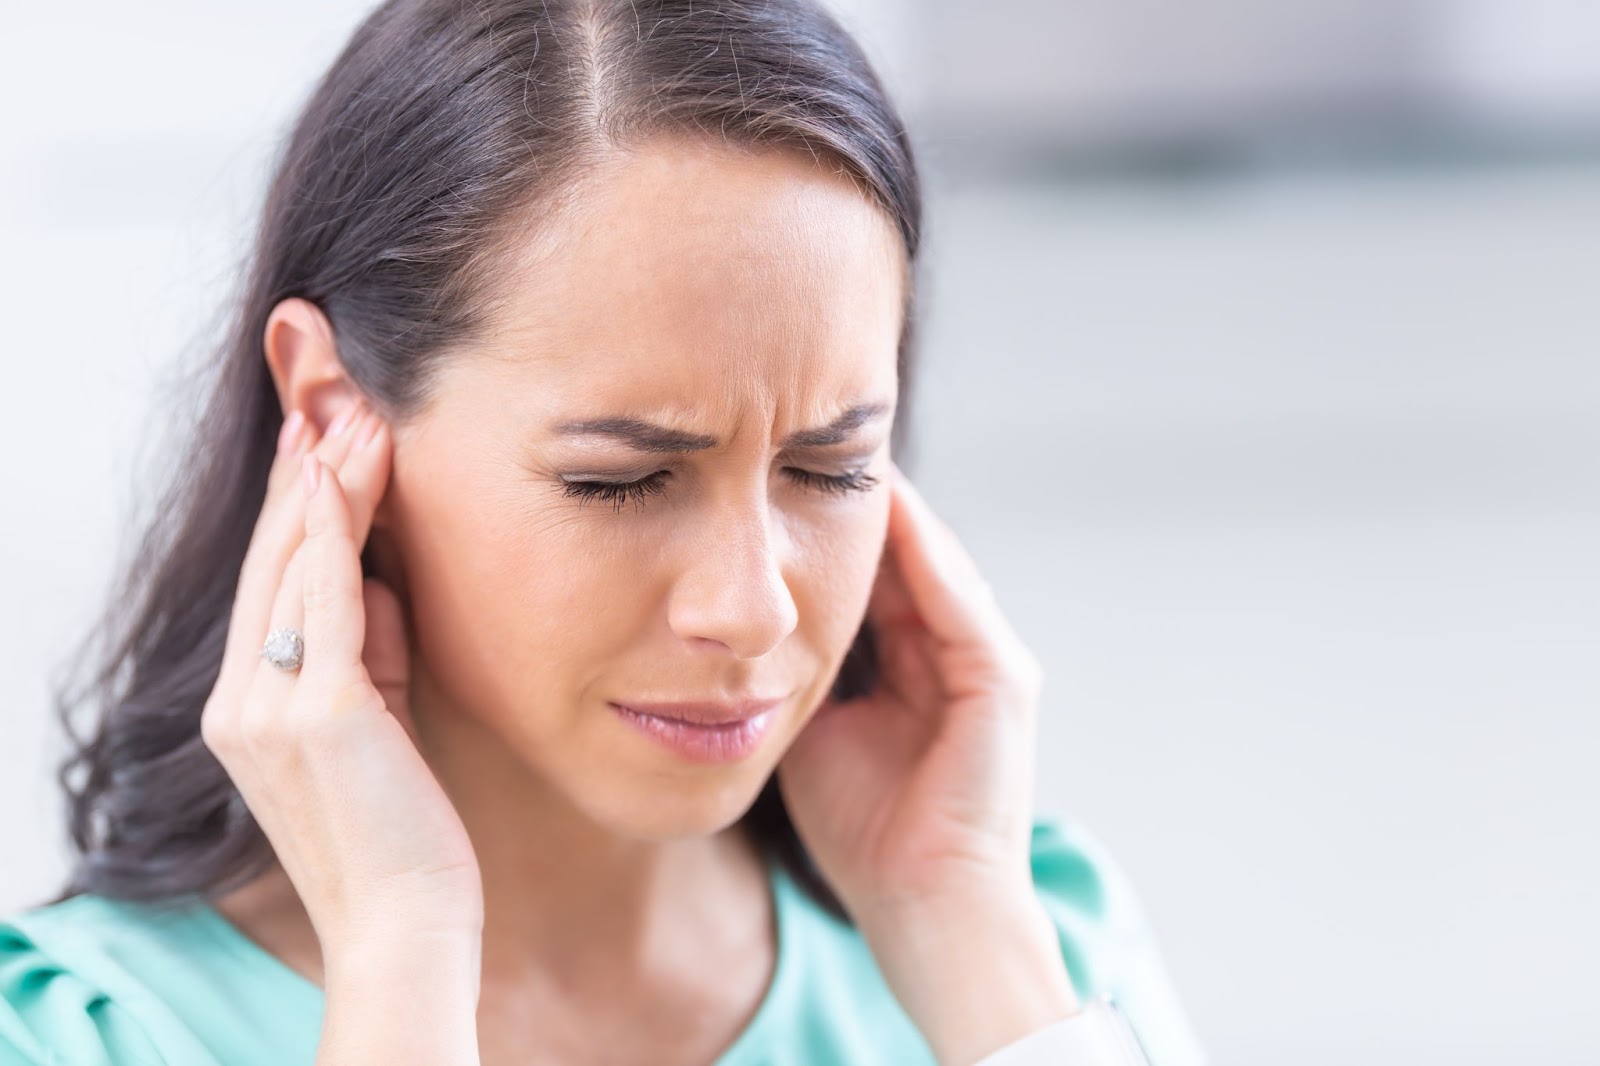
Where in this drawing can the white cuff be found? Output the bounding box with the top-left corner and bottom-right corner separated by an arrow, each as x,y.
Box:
971,997 -> 1149,1066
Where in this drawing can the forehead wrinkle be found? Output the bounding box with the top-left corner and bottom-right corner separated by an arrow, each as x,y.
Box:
450,142 -> 906,425
550,399 -> 893,457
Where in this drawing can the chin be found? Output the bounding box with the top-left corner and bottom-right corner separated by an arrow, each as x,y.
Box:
580,772 -> 770,842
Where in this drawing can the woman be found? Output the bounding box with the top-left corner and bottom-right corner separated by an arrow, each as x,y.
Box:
0,1 -> 1208,1063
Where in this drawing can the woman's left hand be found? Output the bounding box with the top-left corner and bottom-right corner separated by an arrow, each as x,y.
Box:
777,463 -> 1077,1063
777,460 -> 1046,917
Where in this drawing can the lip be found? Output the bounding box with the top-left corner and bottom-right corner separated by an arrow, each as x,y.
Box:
607,697 -> 786,726
610,701 -> 781,764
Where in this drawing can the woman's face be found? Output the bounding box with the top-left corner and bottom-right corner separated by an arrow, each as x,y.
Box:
377,138 -> 906,838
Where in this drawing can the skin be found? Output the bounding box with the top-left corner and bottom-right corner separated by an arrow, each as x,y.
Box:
206,137 -> 1076,1065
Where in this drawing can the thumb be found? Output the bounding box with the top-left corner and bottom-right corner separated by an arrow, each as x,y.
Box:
361,576 -> 418,745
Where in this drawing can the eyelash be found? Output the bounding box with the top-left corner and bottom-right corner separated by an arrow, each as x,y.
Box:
562,467 -> 881,512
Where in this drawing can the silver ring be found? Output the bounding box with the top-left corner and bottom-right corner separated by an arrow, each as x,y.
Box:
260,626 -> 305,672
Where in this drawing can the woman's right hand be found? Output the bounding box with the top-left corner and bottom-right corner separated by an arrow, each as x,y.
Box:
200,397 -> 483,960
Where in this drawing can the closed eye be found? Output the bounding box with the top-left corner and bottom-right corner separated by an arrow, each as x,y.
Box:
562,467 -> 880,513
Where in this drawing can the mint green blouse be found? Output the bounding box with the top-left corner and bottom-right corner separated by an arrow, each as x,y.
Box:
0,815 -> 1208,1065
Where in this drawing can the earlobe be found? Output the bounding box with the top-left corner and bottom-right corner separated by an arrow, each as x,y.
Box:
262,296 -> 363,435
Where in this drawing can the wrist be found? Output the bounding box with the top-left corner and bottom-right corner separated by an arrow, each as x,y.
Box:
319,931 -> 481,1066
860,886 -> 1080,1066
324,925 -> 481,997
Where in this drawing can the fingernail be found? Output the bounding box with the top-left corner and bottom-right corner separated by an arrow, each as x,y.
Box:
328,404 -> 359,438
354,410 -> 382,450
302,454 -> 322,496
277,411 -> 306,457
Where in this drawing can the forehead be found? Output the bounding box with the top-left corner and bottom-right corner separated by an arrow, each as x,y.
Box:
460,137 -> 906,413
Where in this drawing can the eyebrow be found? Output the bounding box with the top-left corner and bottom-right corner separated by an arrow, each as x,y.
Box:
551,402 -> 892,453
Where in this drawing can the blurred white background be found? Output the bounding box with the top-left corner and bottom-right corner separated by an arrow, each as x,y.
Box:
2,2 -> 1597,1064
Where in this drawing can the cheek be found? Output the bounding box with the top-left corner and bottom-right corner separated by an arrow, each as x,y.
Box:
472,498 -> 654,661
464,497 -> 708,616
397,471 -> 629,715
787,496 -> 891,642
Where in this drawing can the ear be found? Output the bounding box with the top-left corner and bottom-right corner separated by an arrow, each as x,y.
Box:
262,297 -> 364,437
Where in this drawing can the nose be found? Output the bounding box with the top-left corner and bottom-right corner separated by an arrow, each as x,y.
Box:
666,498 -> 799,659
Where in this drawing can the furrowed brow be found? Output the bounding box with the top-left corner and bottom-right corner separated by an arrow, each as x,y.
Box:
551,402 -> 891,453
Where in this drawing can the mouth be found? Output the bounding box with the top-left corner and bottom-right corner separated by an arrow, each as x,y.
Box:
607,696 -> 786,726
608,697 -> 785,763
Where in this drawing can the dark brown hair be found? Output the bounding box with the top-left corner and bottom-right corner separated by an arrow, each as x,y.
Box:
47,0 -> 922,925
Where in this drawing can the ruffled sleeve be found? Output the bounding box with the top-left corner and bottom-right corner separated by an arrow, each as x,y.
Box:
1028,814 -> 1211,1066
0,896 -> 249,1066
0,922 -> 167,1065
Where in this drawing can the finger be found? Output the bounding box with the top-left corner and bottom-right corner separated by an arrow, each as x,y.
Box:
862,537 -> 924,634
873,620 -> 942,711
362,577 -> 417,744
264,400 -> 366,510
884,464 -> 1012,651
339,406 -> 394,553
242,451 -> 381,709
228,404 -> 365,663
299,454 -> 370,686
221,400 -> 373,689
250,542 -> 309,696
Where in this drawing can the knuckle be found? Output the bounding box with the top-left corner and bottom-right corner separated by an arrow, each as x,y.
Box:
303,482 -> 347,538
280,544 -> 307,587
302,570 -> 352,613
199,701 -> 232,753
242,506 -> 292,572
327,676 -> 381,717
237,706 -> 277,750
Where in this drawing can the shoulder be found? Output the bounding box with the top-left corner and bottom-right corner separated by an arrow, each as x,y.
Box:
753,861 -> 932,1063
0,894 -> 170,1063
0,892 -> 317,1066
1027,813 -> 1212,1066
